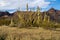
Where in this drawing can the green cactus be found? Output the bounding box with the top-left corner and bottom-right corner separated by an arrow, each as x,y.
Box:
16,11 -> 26,27
26,3 -> 28,11
37,6 -> 40,12
35,6 -> 42,26
43,12 -> 47,22
9,18 -> 14,27
48,16 -> 50,23
37,6 -> 40,24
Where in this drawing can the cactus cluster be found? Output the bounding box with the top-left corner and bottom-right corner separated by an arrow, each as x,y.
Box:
0,3 -> 60,28
26,3 -> 28,11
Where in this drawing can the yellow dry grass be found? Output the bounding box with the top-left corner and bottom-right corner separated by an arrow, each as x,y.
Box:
0,26 -> 60,40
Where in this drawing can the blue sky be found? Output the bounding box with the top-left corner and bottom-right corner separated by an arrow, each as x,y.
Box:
45,0 -> 60,10
0,0 -> 60,13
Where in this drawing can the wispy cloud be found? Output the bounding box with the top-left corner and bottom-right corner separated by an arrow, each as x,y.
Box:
0,0 -> 19,10
0,1 -> 7,6
20,0 -> 50,10
0,0 -> 57,12
29,0 -> 50,8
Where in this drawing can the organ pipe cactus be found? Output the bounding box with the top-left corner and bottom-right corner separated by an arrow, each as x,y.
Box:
16,11 -> 25,27
43,12 -> 47,22
17,12 -> 24,23
26,3 -> 28,11
9,18 -> 14,27
48,16 -> 50,23
37,6 -> 41,25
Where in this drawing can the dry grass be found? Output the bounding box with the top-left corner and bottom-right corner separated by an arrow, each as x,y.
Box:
0,26 -> 60,40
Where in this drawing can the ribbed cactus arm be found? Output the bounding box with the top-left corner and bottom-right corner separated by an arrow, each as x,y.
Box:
26,3 -> 28,11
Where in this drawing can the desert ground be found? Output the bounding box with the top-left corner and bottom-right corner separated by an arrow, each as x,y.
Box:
0,26 -> 60,40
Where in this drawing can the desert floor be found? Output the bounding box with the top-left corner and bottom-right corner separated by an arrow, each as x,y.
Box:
0,26 -> 60,40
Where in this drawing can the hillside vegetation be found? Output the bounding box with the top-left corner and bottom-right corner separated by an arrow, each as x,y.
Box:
0,10 -> 60,29
0,4 -> 60,29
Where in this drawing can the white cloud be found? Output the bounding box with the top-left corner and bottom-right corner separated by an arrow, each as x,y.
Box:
0,0 -> 51,12
0,0 -> 19,10
0,1 -> 6,6
20,0 -> 50,10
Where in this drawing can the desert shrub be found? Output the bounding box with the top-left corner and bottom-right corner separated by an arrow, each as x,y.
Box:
0,34 -> 7,40
40,21 -> 56,30
0,19 -> 10,26
0,30 -> 8,40
49,22 -> 55,28
0,10 -> 60,28
54,23 -> 60,28
9,18 -> 19,27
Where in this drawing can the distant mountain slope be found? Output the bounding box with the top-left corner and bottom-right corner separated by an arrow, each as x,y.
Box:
0,8 -> 60,23
13,8 -> 60,23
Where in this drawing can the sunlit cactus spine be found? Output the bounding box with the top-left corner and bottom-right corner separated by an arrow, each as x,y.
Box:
43,12 -> 47,22
16,10 -> 25,27
9,18 -> 14,26
37,6 -> 40,13
26,3 -> 28,11
17,11 -> 24,23
37,6 -> 40,20
47,16 -> 50,23
37,6 -> 40,24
